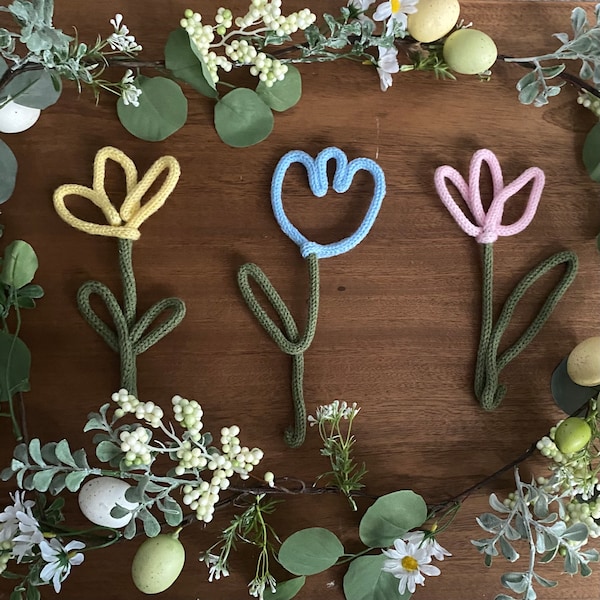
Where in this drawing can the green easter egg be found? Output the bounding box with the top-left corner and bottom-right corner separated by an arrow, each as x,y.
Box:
554,417 -> 592,455
443,28 -> 498,75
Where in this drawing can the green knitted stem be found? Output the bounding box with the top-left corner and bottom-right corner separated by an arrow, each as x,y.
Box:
237,253 -> 320,448
76,238 -> 187,397
476,249 -> 578,411
474,243 -> 494,400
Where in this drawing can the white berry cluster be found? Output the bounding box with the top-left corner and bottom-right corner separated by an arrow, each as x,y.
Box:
537,425 -> 600,501
112,388 -> 164,427
172,394 -> 204,441
119,427 -> 153,466
565,498 -> 600,538
179,425 -> 267,523
180,2 -> 316,85
578,91 -> 600,118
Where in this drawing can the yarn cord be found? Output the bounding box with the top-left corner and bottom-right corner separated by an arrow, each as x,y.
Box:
76,238 -> 186,397
237,253 -> 320,448
475,247 -> 578,410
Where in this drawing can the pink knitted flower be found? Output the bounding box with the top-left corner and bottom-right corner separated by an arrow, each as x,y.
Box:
434,148 -> 545,244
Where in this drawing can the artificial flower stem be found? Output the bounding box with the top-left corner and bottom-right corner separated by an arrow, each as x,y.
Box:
5,287 -> 24,441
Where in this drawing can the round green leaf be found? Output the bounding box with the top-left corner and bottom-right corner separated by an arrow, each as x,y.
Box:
165,28 -> 217,98
551,356 -> 597,416
359,491 -> 428,548
117,75 -> 188,142
268,577 -> 306,600
0,138 -> 17,203
4,68 -> 61,109
583,122 -> 600,182
256,65 -> 302,112
0,240 -> 38,289
278,527 -> 344,576
343,555 -> 410,600
214,88 -> 274,147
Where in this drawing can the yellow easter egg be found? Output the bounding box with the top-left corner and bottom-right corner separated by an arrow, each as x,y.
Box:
443,28 -> 498,75
407,0 -> 461,43
567,336 -> 600,386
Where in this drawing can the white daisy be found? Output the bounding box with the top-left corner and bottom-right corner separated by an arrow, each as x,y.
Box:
404,530 -> 452,561
373,0 -> 419,30
381,536 -> 442,594
39,538 -> 85,593
377,46 -> 399,92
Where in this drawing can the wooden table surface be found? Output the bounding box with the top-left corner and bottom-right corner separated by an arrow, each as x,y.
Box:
2,1 -> 600,599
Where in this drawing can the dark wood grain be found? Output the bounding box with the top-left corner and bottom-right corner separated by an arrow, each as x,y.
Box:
1,2 -> 600,599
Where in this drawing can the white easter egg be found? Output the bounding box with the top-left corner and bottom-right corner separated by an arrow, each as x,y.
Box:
78,477 -> 139,528
0,100 -> 41,133
567,336 -> 600,387
407,0 -> 461,43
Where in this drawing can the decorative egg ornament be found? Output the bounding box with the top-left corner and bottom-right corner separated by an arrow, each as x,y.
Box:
443,28 -> 498,75
131,531 -> 186,594
567,336 -> 600,386
407,0 -> 461,43
78,476 -> 139,528
0,100 -> 41,133
554,417 -> 592,455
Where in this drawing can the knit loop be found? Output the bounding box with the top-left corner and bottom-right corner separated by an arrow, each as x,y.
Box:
238,253 -> 320,447
271,147 -> 386,259
476,248 -> 578,411
76,239 -> 186,396
53,146 -> 180,240
434,148 -> 544,244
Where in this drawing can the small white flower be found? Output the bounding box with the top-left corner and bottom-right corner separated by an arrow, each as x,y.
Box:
403,530 -> 451,561
0,492 -> 35,540
373,0 -> 419,30
309,400 -> 361,424
381,535 -> 442,595
120,69 -> 142,107
11,510 -> 44,563
377,46 -> 399,92
348,0 -> 376,23
108,13 -> 142,53
39,538 -> 85,593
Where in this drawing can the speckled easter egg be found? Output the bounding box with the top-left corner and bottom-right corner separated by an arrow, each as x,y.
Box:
443,28 -> 498,75
407,0 -> 460,43
132,532 -> 185,594
567,336 -> 600,386
0,100 -> 40,133
78,477 -> 139,528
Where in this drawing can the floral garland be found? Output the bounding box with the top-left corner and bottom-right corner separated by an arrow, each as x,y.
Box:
0,2 -> 600,600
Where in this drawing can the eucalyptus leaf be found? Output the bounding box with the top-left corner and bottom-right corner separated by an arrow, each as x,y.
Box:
0,330 -> 30,402
214,88 -> 274,147
583,122 -> 600,182
359,490 -> 427,548
0,241 -> 38,288
18,284 -> 44,299
164,28 -> 217,98
343,554 -> 411,600
0,139 -> 17,203
2,68 -> 61,109
117,75 -> 188,142
256,65 -> 302,112
267,577 -> 306,600
278,528 -> 344,576
550,356 -> 595,415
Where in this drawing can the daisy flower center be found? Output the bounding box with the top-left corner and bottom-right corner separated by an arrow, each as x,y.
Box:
401,555 -> 419,571
391,0 -> 401,13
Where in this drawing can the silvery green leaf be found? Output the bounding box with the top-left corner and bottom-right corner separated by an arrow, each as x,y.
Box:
16,467 -> 25,488
564,549 -> 579,574
484,553 -> 493,567
518,80 -> 542,105
48,472 -> 67,495
96,440 -> 122,463
569,36 -> 592,54
65,470 -> 87,492
0,139 -> 17,203
125,475 -> 149,503
524,586 -> 537,600
516,71 -> 537,91
540,547 -> 558,563
40,441 -> 59,465
546,85 -> 562,97
499,537 -> 519,562
54,439 -> 76,467
532,572 -> 557,588
580,561 -> 593,577
72,448 -> 89,469
535,531 -> 545,553
477,513 -> 504,533
571,7 -> 589,37
580,60 -> 594,80
110,504 -> 131,519
540,64 -> 566,78
514,514 -> 527,537
563,522 -> 588,542
84,414 -> 105,432
13,443 -> 29,464
533,95 -> 549,108
471,539 -> 493,551
495,595 -> 517,600
28,439 -> 44,466
580,548 -> 599,561
548,521 -> 567,537
140,508 -> 161,537
32,468 -> 57,492
553,32 -> 570,45
9,459 -> 24,472
1,466 -> 15,480
500,572 -> 528,594
123,516 -> 136,539
533,493 -> 549,519
504,524 -> 521,541
489,493 -> 510,513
